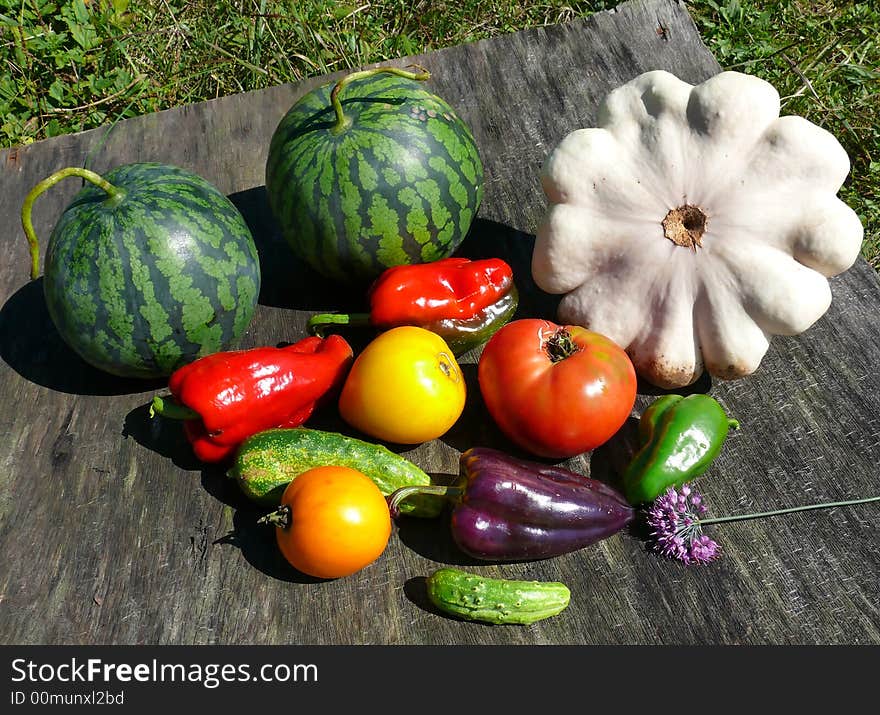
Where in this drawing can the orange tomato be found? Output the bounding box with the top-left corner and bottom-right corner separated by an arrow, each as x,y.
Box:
274,465 -> 392,579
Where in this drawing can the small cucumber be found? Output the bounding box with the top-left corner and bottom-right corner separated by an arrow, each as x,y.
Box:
229,427 -> 443,517
426,568 -> 571,625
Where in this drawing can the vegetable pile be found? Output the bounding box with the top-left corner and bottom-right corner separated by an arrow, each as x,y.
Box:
20,65 -> 868,627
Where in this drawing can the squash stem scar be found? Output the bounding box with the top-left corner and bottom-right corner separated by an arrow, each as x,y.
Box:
662,204 -> 707,251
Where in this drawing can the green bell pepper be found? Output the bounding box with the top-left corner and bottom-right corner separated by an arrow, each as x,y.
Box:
622,394 -> 739,505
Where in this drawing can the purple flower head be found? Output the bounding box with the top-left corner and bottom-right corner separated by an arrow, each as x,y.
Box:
646,486 -> 720,565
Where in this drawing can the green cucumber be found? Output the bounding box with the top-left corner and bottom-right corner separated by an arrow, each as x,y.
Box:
229,427 -> 443,517
425,568 -> 571,625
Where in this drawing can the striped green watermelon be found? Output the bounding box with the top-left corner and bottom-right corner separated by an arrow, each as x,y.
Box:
265,67 -> 484,283
30,162 -> 261,378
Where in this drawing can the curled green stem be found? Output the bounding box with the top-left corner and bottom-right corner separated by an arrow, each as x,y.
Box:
330,64 -> 430,133
21,166 -> 126,280
386,484 -> 463,519
307,312 -> 371,337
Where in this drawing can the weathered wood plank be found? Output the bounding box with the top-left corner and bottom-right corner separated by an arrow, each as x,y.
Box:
0,0 -> 878,645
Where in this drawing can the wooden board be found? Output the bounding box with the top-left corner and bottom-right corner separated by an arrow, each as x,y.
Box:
1,0 -> 878,645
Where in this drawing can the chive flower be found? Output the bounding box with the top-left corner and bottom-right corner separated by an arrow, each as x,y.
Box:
646,485 -> 880,565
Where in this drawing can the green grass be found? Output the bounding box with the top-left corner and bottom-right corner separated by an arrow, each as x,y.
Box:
690,1 -> 879,269
1,0 -> 877,266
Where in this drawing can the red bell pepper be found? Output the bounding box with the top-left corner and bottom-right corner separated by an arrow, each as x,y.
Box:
150,335 -> 353,462
306,257 -> 518,356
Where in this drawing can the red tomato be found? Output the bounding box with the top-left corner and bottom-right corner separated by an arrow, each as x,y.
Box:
477,319 -> 637,458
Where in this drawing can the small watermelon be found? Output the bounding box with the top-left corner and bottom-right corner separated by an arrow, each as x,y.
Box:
22,162 -> 261,378
265,66 -> 484,283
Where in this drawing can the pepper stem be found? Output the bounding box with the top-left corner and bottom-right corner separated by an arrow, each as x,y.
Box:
330,64 -> 430,134
21,166 -> 126,280
257,504 -> 292,530
307,312 -> 371,337
149,395 -> 200,421
699,495 -> 880,527
386,484 -> 463,519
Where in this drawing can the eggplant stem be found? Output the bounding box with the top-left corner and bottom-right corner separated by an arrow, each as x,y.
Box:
386,484 -> 462,519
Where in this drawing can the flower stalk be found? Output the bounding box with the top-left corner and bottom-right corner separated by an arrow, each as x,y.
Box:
646,486 -> 880,565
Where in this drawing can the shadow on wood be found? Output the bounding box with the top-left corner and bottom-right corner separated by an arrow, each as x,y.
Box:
214,507 -> 329,585
227,185 -> 367,312
590,414 -> 640,495
394,511 -> 487,567
122,401 -> 204,472
0,278 -> 166,396
437,362 -> 527,455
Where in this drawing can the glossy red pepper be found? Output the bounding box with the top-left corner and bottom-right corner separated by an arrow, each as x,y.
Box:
150,335 -> 353,463
307,257 -> 518,356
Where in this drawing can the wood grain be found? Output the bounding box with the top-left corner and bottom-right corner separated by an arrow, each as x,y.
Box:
0,0 -> 878,645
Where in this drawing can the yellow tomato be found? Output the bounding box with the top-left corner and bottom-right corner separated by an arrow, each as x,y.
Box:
339,326 -> 466,444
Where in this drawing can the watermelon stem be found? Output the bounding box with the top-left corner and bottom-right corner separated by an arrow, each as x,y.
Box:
21,167 -> 126,281
330,64 -> 431,134
307,312 -> 371,337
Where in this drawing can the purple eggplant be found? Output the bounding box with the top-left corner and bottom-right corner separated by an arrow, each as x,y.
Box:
387,447 -> 634,561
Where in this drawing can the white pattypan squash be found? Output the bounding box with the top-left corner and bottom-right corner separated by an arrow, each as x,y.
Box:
533,70 -> 864,389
